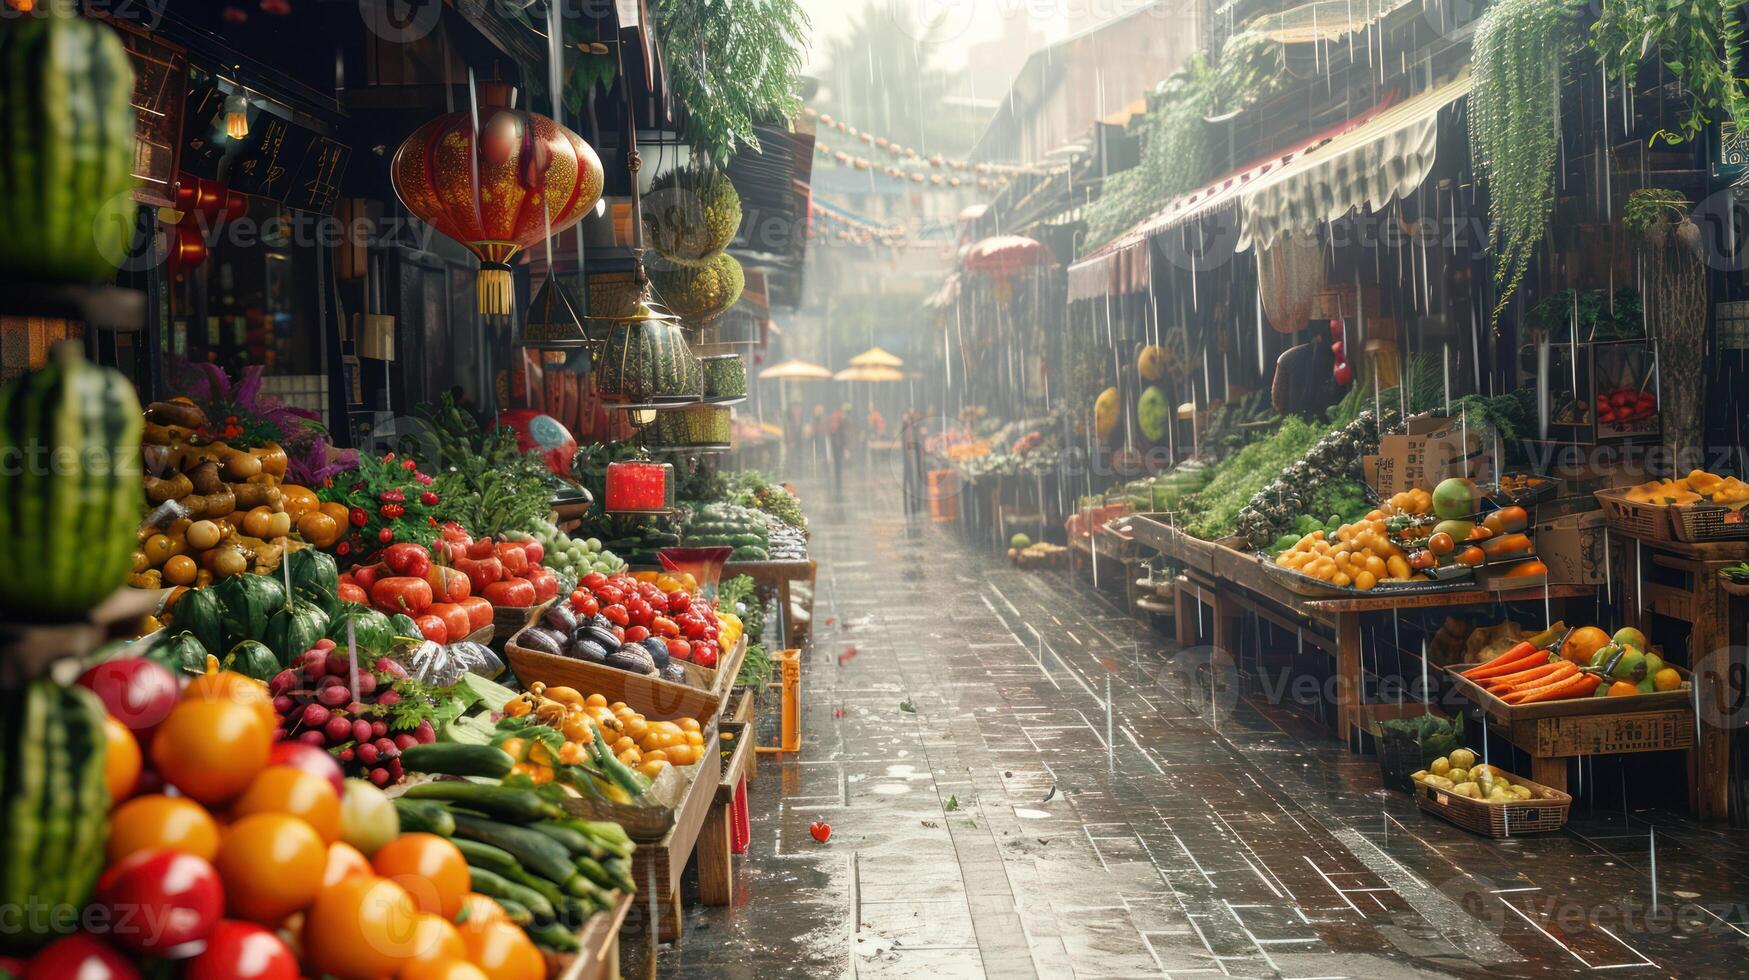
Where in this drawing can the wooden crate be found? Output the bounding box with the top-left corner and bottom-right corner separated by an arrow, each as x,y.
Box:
1414,771 -> 1572,837
1444,661 -> 1693,722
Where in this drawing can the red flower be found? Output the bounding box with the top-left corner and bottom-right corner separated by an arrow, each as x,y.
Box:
420,491 -> 438,506
428,516 -> 439,526
349,507 -> 368,527
379,503 -> 406,519
401,459 -> 419,472
336,541 -> 350,556
378,527 -> 394,544
384,452 -> 396,461
415,473 -> 434,485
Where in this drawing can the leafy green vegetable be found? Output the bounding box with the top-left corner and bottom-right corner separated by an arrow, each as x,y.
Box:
1179,416 -> 1324,539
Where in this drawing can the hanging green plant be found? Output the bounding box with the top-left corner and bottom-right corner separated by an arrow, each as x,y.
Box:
1470,0 -> 1583,329
643,165 -> 742,266
1082,55 -> 1216,247
651,0 -> 808,161
1214,29 -> 1289,114
1591,0 -> 1749,146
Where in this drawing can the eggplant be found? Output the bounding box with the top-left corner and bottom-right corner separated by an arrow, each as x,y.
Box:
585,624 -> 621,651
604,646 -> 655,674
659,661 -> 688,684
542,604 -> 579,635
575,639 -> 609,663
518,628 -> 564,657
642,637 -> 671,669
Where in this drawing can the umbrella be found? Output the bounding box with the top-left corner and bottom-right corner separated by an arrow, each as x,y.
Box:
963,235 -> 1057,279
834,364 -> 906,383
848,346 -> 904,369
759,359 -> 833,381
957,204 -> 988,223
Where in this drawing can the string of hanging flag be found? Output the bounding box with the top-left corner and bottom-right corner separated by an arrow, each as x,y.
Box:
801,106 -> 1064,186
809,200 -> 941,248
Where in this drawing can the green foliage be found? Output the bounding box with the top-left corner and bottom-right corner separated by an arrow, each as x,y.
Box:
1591,0 -> 1749,146
1451,389 -> 1537,441
1081,55 -> 1216,247
1525,288 -> 1643,340
1471,0 -> 1583,329
1214,30 -> 1289,113
652,0 -> 808,161
412,394 -> 555,538
1622,188 -> 1692,241
1180,415 -> 1324,539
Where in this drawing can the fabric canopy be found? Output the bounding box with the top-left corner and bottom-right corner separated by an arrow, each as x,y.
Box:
849,346 -> 903,368
834,364 -> 906,382
758,358 -> 832,380
1237,71 -> 1472,252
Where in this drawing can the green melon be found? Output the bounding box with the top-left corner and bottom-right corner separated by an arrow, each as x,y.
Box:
1137,386 -> 1170,442
643,166 -> 742,266
649,252 -> 744,322
1010,533 -> 1032,549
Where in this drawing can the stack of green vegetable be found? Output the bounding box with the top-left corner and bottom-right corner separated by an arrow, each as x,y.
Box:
520,517 -> 625,580
1177,416 -> 1326,540
682,502 -> 771,561
725,470 -> 807,530
1234,410 -> 1390,550
393,743 -> 635,952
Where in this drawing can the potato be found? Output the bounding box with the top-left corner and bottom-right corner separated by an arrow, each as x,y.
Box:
222,449 -> 263,480
1447,748 -> 1477,770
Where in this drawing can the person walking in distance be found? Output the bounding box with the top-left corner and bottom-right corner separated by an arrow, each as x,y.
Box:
810,404 -> 828,476
827,403 -> 850,491
899,408 -> 924,513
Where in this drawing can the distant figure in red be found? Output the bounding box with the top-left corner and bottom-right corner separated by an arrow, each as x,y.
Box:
827,403 -> 852,491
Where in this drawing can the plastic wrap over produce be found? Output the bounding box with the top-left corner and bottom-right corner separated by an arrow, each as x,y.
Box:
397,639 -> 506,687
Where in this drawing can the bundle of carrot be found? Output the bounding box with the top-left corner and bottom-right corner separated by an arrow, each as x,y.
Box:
1459,627 -> 1601,704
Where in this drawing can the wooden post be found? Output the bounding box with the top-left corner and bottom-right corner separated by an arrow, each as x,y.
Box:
1334,611 -> 1362,749
696,802 -> 733,906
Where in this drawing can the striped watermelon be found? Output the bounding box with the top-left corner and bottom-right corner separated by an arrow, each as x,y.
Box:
0,10 -> 137,284
0,343 -> 144,622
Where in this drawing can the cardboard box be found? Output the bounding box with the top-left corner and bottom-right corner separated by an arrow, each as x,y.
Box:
1364,414 -> 1498,495
1535,509 -> 1606,585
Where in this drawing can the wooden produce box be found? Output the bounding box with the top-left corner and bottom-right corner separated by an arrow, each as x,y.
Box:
546,891 -> 633,980
1444,661 -> 1693,723
1596,488 -> 1749,544
1414,770 -> 1572,837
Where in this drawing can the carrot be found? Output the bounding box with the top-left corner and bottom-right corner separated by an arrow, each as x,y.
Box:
1463,640 -> 1539,676
1480,660 -> 1564,690
1500,664 -> 1581,702
1512,673 -> 1602,704
1463,649 -> 1549,681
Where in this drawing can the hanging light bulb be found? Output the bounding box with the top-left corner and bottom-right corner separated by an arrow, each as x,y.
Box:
224,92 -> 250,140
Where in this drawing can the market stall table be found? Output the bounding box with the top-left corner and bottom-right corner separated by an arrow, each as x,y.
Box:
697,719 -> 755,905
550,891 -> 634,980
722,558 -> 816,649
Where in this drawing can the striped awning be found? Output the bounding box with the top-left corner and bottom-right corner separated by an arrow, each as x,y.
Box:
1237,71 -> 1471,252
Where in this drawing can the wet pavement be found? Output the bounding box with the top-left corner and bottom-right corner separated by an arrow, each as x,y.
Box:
653,468 -> 1749,978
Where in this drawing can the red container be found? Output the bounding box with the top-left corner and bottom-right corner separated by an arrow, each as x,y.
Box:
604,460 -> 674,513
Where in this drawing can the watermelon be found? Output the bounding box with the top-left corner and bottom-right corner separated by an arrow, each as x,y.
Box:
172,587 -> 226,656
213,573 -> 285,646
264,599 -> 330,664
596,314 -> 690,404
0,344 -> 143,622
0,11 -> 137,283
284,547 -> 339,615
326,605 -> 395,657
225,640 -> 280,682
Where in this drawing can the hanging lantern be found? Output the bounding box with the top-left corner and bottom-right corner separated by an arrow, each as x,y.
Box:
518,275 -> 590,349
594,301 -> 699,407
223,92 -> 250,140
390,82 -> 604,316
604,459 -> 674,513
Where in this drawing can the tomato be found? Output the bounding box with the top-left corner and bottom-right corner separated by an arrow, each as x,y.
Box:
371,576 -> 433,616
524,565 -> 558,602
371,833 -> 469,918
102,715 -> 142,803
426,565 -> 471,604
460,919 -> 543,980
454,555 -> 504,593
232,766 -> 342,842
580,571 -> 608,591
183,920 -> 299,980
95,849 -> 224,952
352,562 -> 383,591
413,613 -> 449,645
213,813 -> 325,924
151,698 -> 272,806
108,795 -> 221,863
267,741 -> 345,795
458,596 -> 494,632
405,912 -> 466,966
337,581 -> 368,605
481,577 -> 536,608
624,625 -> 650,644
571,593 -> 599,618
494,541 -> 529,575
76,657 -> 177,735
403,958 -> 490,980
600,603 -> 629,627
427,602 -> 473,642
23,934 -> 139,980
303,874 -> 421,979
625,597 -> 654,627
382,542 -> 432,578
666,637 -> 692,660
651,615 -> 679,637
323,841 -> 372,887
594,584 -> 624,606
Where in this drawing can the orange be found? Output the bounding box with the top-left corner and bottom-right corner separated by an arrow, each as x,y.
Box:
297,510 -> 342,548
279,484 -> 320,520
455,892 -> 508,929
232,766 -> 342,842
151,698 -> 271,806
401,958 -> 489,980
371,833 -> 470,918
1607,681 -> 1640,697
320,501 -> 352,528
106,794 -> 221,864
324,841 -> 373,887
213,813 -> 326,923
459,919 -> 543,980
162,553 -> 198,586
101,714 -> 142,803
243,506 -> 276,538
404,913 -> 467,966
1654,667 -> 1682,692
1561,626 -> 1611,666
304,874 -> 421,980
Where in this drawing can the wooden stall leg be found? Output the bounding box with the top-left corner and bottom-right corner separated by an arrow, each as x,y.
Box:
1335,611 -> 1361,751
1173,579 -> 1197,649
659,889 -> 683,944
1529,755 -> 1568,796
697,800 -> 734,906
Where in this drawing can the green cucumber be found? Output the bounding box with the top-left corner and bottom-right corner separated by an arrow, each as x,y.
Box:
391,797 -> 456,837
504,867 -> 567,910
526,821 -> 597,857
401,781 -> 560,822
496,897 -> 534,926
468,866 -> 555,922
448,812 -> 578,884
574,855 -> 629,894
451,838 -> 520,877
399,743 -> 515,779
528,921 -> 581,952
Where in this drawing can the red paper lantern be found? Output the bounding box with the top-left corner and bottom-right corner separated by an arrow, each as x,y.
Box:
390,83 -> 603,315
604,460 -> 674,514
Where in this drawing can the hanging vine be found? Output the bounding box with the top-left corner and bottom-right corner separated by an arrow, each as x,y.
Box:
1470,0 -> 1582,329
1591,0 -> 1749,146
1624,189 -> 1708,469
1082,55 -> 1217,247
650,0 -> 809,162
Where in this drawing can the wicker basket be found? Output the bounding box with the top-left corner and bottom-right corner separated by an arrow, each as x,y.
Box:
1594,489 -> 1673,541
1414,772 -> 1571,837
1668,504 -> 1749,542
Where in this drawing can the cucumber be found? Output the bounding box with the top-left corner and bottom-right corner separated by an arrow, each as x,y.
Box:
392,797 -> 456,837
505,867 -> 568,910
468,866 -> 556,921
448,812 -> 579,884
399,743 -> 515,779
575,854 -> 631,893
528,920 -> 581,953
451,838 -> 520,877
496,897 -> 534,926
526,821 -> 597,857
401,781 -> 561,823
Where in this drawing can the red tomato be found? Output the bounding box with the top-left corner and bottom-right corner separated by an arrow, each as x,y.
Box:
76,657 -> 177,734
494,541 -> 529,575
464,537 -> 497,559
428,602 -> 474,642
453,555 -> 504,593
667,637 -> 691,660
594,584 -> 625,606
624,625 -> 650,643
520,540 -> 545,564
600,603 -> 629,627
571,593 -> 600,618
692,642 -> 719,668
352,563 -> 383,592
413,614 -> 449,645
580,571 -> 608,591
337,582 -> 368,605
458,596 -> 494,632
95,849 -> 225,952
24,935 -> 139,980
371,576 -> 433,616
267,742 -> 345,795
426,565 -> 471,604
625,597 -> 653,627
382,542 -> 432,578
665,591 -> 692,614
183,920 -> 299,980
481,578 -> 536,608
524,565 -> 558,602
